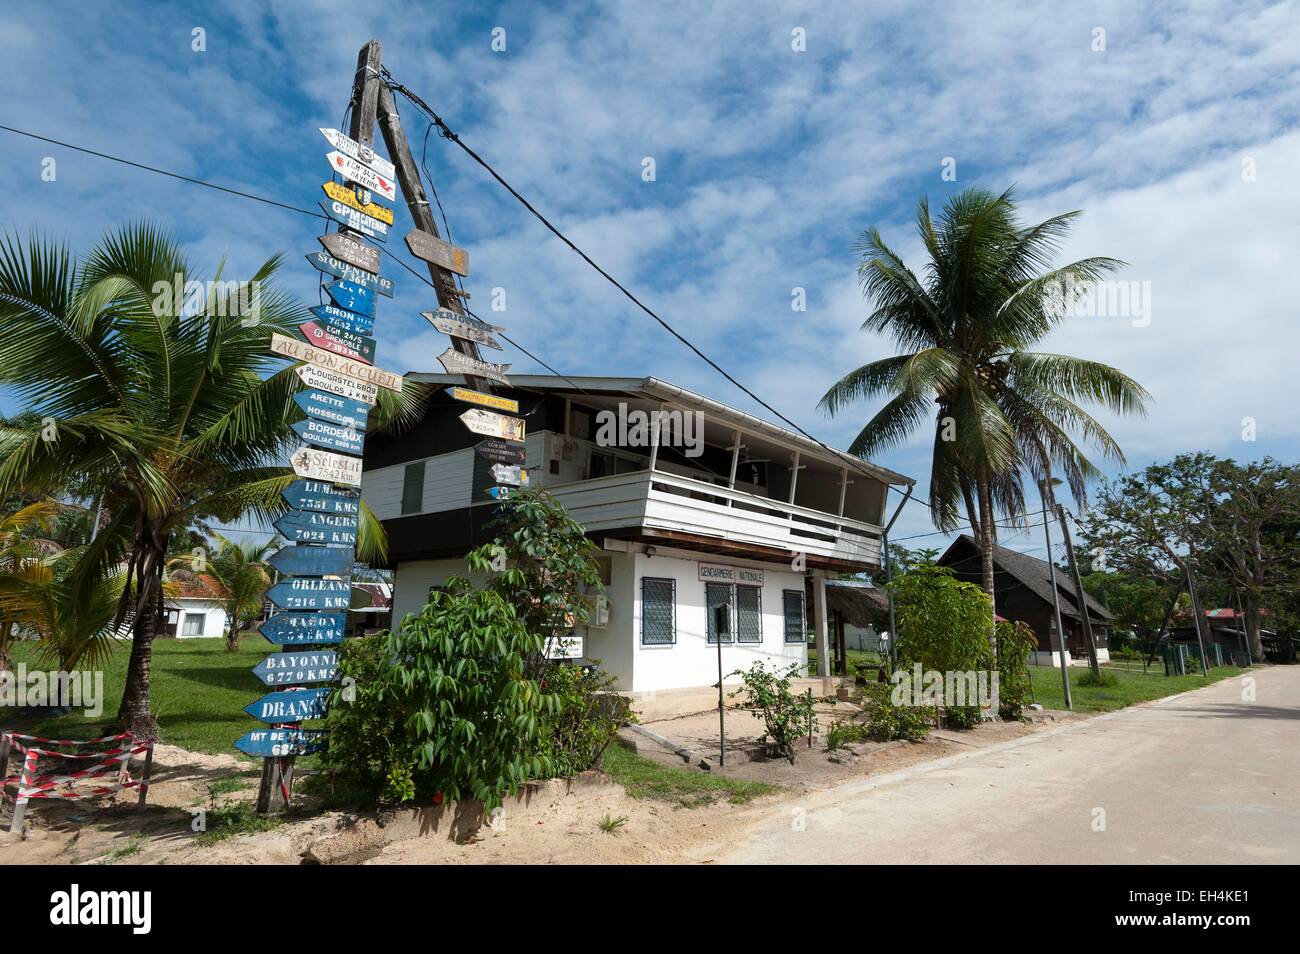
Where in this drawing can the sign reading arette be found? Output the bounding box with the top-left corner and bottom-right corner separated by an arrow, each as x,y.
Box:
697,563 -> 765,585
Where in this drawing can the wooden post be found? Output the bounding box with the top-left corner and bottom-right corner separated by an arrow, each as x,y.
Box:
1056,504 -> 1101,677
813,575 -> 831,678
9,748 -> 37,834
136,739 -> 155,808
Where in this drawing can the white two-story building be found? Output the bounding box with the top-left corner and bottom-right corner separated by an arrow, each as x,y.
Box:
360,374 -> 912,697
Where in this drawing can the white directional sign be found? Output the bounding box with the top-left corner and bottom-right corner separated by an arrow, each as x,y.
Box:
319,231 -> 380,274
326,150 -> 397,201
272,333 -> 403,393
460,408 -> 525,442
319,127 -> 396,180
491,464 -> 529,486
296,365 -> 378,406
290,445 -> 363,487
437,347 -> 510,385
422,308 -> 504,350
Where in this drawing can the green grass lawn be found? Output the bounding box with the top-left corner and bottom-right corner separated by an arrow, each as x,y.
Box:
1026,663 -> 1244,712
601,740 -> 777,808
6,635 -> 291,757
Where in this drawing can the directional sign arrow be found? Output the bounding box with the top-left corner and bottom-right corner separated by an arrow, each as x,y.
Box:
450,387 -> 519,414
267,544 -> 354,578
272,334 -> 403,392
320,200 -> 388,242
282,479 -> 361,515
491,464 -> 529,487
326,280 -> 376,317
422,309 -> 503,350
438,348 -> 510,385
486,486 -> 513,500
291,417 -> 365,455
235,727 -> 329,757
310,303 -> 374,336
475,439 -> 526,465
326,150 -> 397,201
460,408 -> 526,442
273,509 -> 359,546
319,231 -> 380,275
321,180 -> 394,226
296,365 -> 378,406
260,612 -> 346,645
294,390 -> 369,431
244,687 -> 332,724
251,650 -> 340,687
290,444 -> 364,488
319,127 -> 396,179
306,251 -> 394,297
267,578 -> 352,611
405,230 -> 469,276
297,320 -> 375,364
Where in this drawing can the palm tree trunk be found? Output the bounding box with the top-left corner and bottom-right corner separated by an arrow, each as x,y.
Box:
227,601 -> 241,653
976,475 -> 998,633
116,521 -> 167,738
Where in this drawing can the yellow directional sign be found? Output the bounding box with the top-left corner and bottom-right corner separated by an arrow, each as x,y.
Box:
321,181 -> 395,226
449,387 -> 519,414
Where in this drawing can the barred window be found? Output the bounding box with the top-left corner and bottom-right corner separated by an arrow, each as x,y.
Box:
736,585 -> 762,643
401,461 -> 425,515
706,582 -> 733,644
783,589 -> 806,643
641,577 -> 676,645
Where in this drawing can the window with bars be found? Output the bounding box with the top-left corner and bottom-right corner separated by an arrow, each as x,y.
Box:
783,589 -> 807,643
736,585 -> 762,643
706,582 -> 732,644
641,577 -> 676,645
401,461 -> 425,515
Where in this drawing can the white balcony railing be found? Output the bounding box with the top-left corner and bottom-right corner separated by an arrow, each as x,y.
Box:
548,469 -> 882,565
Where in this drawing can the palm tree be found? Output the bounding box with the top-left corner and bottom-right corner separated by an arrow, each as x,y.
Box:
821,187 -> 1150,622
0,500 -> 64,671
168,534 -> 278,652
0,224 -> 421,736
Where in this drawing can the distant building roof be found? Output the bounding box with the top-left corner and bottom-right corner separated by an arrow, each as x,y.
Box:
937,535 -> 1113,622
825,580 -> 890,626
166,574 -> 224,601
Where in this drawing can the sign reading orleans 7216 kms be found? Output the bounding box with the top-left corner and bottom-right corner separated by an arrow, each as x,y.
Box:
267,578 -> 352,611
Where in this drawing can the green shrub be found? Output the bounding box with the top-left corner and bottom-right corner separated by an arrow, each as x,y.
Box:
538,660 -> 633,776
1076,668 -> 1119,688
995,619 -> 1038,719
321,633 -> 407,803
728,662 -> 816,763
826,718 -> 871,751
858,682 -> 931,742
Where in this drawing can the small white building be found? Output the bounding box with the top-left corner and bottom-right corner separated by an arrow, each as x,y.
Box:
163,577 -> 229,638
361,375 -> 913,698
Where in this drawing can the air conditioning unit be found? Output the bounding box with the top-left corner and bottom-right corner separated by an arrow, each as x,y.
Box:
589,594 -> 610,628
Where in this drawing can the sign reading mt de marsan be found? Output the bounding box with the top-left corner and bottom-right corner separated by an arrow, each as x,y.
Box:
697,562 -> 765,585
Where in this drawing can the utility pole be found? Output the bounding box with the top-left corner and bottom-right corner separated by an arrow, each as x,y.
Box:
1183,557 -> 1213,678
1055,503 -> 1101,678
1039,480 -> 1072,709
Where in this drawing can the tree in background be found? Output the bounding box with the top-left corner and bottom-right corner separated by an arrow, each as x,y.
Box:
0,500 -> 64,671
821,187 -> 1149,628
0,225 -> 423,736
168,534 -> 277,651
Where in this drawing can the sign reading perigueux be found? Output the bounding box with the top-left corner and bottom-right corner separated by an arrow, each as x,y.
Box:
241,127 -> 405,802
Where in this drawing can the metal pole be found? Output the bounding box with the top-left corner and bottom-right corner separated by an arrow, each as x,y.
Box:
716,625 -> 726,767
1184,559 -> 1212,679
1234,589 -> 1250,663
1056,503 -> 1101,678
881,484 -> 913,671
1039,488 -> 1072,709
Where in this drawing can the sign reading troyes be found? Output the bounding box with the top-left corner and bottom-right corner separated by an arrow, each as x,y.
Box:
460,408 -> 525,442
259,612 -> 346,645
422,309 -> 503,350
405,229 -> 469,276
319,231 -> 381,275
321,180 -> 395,226
326,150 -> 397,201
291,444 -> 364,487
235,728 -> 329,758
252,651 -> 340,687
245,687 -> 332,723
437,347 -> 510,385
319,127 -> 397,179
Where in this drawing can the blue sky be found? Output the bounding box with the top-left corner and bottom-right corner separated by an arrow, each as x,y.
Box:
2,0 -> 1298,552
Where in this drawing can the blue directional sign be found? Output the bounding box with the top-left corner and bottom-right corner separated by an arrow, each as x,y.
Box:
326,280 -> 375,316
244,688 -> 331,723
268,544 -> 353,578
234,727 -> 329,757
252,650 -> 340,687
273,509 -> 358,546
319,200 -> 388,242
306,251 -> 394,296
295,389 -> 369,430
267,578 -> 352,610
310,303 -> 374,336
260,612 -> 346,645
292,418 -> 365,454
282,479 -> 360,515
487,486 -> 514,500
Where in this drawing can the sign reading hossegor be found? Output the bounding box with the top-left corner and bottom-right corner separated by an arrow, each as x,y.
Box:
273,333 -> 402,392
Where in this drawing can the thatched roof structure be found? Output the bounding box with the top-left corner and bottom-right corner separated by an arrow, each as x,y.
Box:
825,580 -> 890,626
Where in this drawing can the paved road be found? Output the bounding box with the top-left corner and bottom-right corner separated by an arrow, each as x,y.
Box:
712,666 -> 1300,864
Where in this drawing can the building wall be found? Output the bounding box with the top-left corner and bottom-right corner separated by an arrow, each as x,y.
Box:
167,600 -> 228,638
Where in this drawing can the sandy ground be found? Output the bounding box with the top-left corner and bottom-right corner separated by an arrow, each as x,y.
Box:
0,704 -> 1073,866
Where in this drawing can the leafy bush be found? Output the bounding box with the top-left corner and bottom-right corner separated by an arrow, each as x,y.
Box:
1076,668 -> 1119,688
995,619 -> 1038,719
322,633 -> 407,803
826,718 -> 871,751
728,662 -> 816,763
538,661 -> 633,776
857,682 -> 931,742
